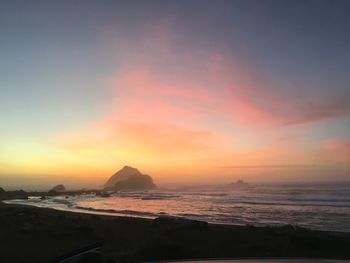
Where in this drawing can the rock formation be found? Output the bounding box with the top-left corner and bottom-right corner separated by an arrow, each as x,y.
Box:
51,184 -> 66,192
0,189 -> 28,200
231,180 -> 248,187
104,166 -> 156,191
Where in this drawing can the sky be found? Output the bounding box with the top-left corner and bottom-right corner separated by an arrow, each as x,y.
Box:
1,0 -> 350,189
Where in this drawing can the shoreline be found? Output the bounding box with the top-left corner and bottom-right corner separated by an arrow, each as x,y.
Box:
4,197 -> 350,234
0,199 -> 350,234
1,202 -> 350,262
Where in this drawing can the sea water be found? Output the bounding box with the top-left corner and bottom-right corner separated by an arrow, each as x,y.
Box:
5,183 -> 350,232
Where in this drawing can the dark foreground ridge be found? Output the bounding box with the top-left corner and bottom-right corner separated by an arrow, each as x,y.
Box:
0,202 -> 349,263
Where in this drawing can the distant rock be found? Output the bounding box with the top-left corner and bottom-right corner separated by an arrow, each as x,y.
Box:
104,166 -> 141,188
96,191 -> 111,197
231,180 -> 248,186
104,166 -> 156,191
113,174 -> 155,191
0,187 -> 5,194
51,184 -> 66,192
0,189 -> 28,200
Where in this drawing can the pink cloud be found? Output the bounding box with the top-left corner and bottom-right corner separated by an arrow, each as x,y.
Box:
323,138 -> 350,162
56,23 -> 350,178
111,46 -> 350,129
116,121 -> 217,155
59,120 -> 224,160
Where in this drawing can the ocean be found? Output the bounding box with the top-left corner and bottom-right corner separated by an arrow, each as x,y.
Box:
5,183 -> 350,232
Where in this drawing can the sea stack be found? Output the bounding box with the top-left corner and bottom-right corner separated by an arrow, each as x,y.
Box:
231,180 -> 248,186
104,166 -> 156,191
50,184 -> 66,192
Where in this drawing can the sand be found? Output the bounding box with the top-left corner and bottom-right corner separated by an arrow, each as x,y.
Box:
0,202 -> 349,263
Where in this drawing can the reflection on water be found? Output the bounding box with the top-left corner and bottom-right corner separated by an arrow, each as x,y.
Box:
5,183 -> 350,232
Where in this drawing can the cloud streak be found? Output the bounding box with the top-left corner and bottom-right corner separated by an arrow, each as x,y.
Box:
54,22 -> 350,182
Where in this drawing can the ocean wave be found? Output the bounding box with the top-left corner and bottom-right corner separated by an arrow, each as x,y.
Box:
74,206 -> 160,218
116,192 -> 180,200
187,192 -> 228,197
286,197 -> 350,203
51,198 -> 75,207
141,194 -> 180,200
5,184 -> 350,233
236,200 -> 350,208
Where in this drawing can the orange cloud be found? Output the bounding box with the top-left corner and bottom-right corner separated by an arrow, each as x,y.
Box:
59,120 -> 225,159
53,24 -> 350,183
323,138 -> 350,162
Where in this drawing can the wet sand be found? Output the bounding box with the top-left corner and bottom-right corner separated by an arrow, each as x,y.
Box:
0,202 -> 349,263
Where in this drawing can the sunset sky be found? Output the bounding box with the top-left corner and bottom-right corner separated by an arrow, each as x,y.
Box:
1,0 -> 350,189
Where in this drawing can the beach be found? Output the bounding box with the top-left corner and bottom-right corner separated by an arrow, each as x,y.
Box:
1,202 -> 349,263
5,183 -> 350,233
2,1 -> 350,262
